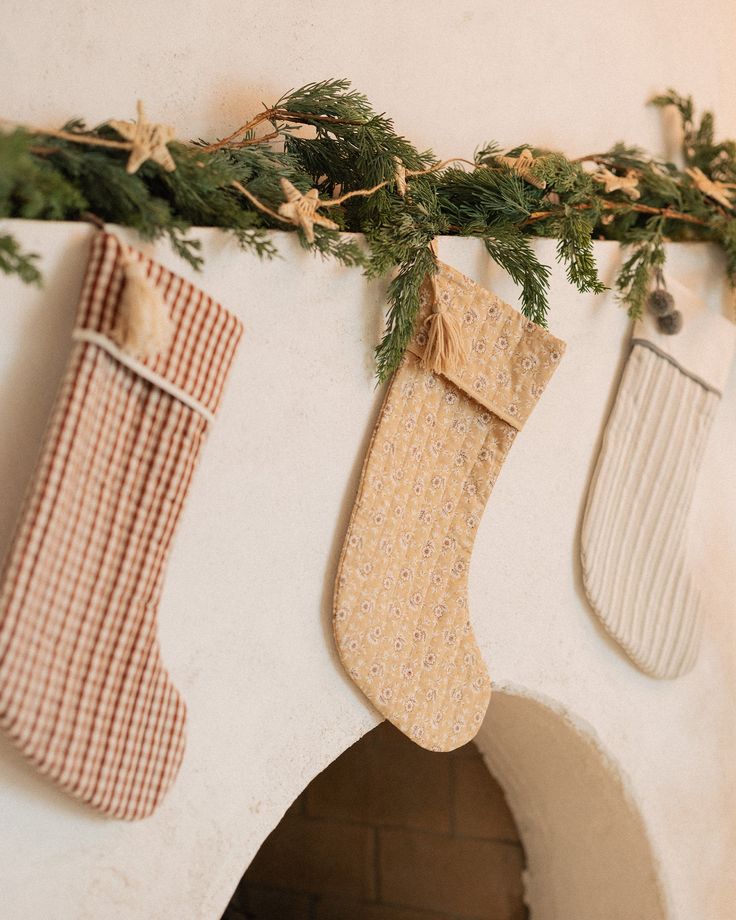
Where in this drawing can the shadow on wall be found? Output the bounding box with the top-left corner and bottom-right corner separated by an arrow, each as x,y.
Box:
476,686 -> 668,920
222,720 -> 528,920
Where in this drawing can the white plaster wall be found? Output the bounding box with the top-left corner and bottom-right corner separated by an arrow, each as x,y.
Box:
0,223 -> 734,920
1,2 -> 736,917
4,0 -> 736,158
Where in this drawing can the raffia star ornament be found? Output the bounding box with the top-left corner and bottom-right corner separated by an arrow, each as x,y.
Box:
108,101 -> 177,175
277,178 -> 339,243
686,166 -> 736,210
593,167 -> 641,200
495,148 -> 546,189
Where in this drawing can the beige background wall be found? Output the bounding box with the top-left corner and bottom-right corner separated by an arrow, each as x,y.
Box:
4,0 -> 736,159
1,3 -> 736,919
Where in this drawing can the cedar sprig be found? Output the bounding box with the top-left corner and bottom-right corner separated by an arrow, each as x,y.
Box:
0,234 -> 42,285
2,82 -> 736,379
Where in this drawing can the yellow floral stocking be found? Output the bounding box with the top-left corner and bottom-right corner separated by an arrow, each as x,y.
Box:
334,261 -> 565,751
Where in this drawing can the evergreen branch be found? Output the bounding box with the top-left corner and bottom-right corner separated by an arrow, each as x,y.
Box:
553,207 -> 607,294
615,218 -> 666,317
483,226 -> 551,325
375,244 -> 435,383
2,81 -> 736,379
0,234 -> 42,285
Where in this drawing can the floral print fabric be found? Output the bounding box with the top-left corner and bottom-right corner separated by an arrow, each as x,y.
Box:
334,260 -> 565,751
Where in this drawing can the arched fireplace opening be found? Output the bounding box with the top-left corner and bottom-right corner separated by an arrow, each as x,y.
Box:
474,687 -> 668,920
221,720 -> 527,920
220,686 -> 668,920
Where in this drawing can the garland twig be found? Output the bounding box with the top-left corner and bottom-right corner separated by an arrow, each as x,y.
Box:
524,201 -> 710,227
0,118 -> 132,151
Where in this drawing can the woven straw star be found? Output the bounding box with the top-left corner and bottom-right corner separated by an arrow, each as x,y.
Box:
278,178 -> 339,243
686,166 -> 735,210
108,101 -> 177,175
495,148 -> 546,189
593,167 -> 641,200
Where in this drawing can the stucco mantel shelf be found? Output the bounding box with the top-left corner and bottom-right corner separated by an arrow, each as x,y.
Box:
0,221 -> 734,920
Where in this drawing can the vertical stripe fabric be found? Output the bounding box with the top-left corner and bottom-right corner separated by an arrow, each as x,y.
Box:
0,232 -> 242,818
581,343 -> 719,678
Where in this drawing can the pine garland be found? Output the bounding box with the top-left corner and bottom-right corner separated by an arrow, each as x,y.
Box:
1,81 -> 734,380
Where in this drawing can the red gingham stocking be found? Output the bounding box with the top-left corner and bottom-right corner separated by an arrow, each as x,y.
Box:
0,232 -> 242,819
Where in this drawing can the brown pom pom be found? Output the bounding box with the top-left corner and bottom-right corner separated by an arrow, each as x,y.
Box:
656,310 -> 683,335
647,288 -> 675,317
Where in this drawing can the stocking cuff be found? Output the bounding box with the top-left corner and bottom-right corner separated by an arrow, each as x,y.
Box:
75,232 -> 243,417
633,277 -> 736,395
406,260 -> 566,429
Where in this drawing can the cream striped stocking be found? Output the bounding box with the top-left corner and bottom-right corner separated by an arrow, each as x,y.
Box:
0,232 -> 242,818
581,279 -> 734,678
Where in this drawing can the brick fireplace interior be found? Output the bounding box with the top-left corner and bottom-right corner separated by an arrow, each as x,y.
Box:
221,721 -> 526,920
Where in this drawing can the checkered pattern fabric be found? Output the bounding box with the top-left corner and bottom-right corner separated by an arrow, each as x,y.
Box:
0,232 -> 242,819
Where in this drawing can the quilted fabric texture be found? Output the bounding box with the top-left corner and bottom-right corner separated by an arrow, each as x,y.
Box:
0,233 -> 242,818
334,261 -> 565,751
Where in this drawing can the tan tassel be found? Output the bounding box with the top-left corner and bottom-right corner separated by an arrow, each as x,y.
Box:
422,309 -> 465,375
112,249 -> 172,360
420,263 -> 466,376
